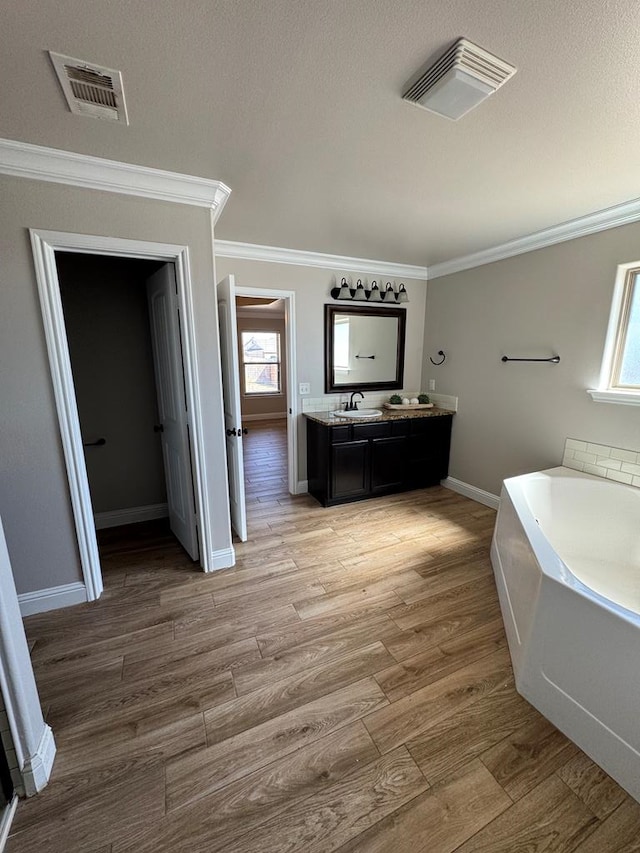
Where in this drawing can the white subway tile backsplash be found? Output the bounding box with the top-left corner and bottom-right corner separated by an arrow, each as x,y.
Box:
583,463 -> 607,477
563,438 -> 640,490
574,451 -> 596,464
301,391 -> 458,413
596,457 -> 622,470
606,469 -> 634,484
621,462 -> 640,476
587,443 -> 609,456
610,448 -> 638,463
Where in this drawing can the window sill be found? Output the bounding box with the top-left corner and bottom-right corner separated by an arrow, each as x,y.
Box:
587,389 -> 640,406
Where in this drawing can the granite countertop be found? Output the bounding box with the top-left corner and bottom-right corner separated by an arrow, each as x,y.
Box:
304,407 -> 455,426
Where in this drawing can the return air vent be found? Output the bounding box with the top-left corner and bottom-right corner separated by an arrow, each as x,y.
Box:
49,52 -> 129,124
403,38 -> 516,120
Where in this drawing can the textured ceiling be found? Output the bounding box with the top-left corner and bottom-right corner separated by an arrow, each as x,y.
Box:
2,0 -> 640,266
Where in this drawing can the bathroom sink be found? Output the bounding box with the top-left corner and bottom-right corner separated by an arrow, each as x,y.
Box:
333,408 -> 382,419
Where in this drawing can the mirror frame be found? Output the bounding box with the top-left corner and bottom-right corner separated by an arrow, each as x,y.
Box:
324,303 -> 406,393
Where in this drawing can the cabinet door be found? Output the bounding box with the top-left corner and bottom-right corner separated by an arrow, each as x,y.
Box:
371,436 -> 407,493
408,417 -> 453,487
331,440 -> 369,499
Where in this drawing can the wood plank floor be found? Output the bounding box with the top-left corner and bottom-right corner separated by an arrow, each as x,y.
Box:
8,420 -> 640,852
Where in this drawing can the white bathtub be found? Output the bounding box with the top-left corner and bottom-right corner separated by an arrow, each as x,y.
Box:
491,465 -> 640,802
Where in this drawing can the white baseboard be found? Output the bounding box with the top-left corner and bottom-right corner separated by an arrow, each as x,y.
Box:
0,795 -> 18,852
94,502 -> 169,530
208,547 -> 235,571
295,480 -> 309,494
21,724 -> 56,797
18,582 -> 87,617
441,476 -> 500,510
242,413 -> 287,422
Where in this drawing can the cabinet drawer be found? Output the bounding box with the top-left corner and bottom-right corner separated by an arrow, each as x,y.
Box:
390,420 -> 410,436
410,415 -> 452,436
329,425 -> 352,443
352,422 -> 391,440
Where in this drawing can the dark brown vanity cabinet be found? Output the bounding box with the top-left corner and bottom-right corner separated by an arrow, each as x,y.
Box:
306,414 -> 453,507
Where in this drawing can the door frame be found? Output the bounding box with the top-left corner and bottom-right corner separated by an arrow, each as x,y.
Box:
29,229 -> 215,601
234,286 -> 299,494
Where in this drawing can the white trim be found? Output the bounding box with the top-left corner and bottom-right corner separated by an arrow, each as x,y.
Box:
441,476 -> 500,509
210,547 -> 235,571
428,196 -> 640,279
18,582 -> 88,617
235,286 -> 299,495
21,724 -> 56,797
216,240 -> 428,280
241,413 -> 287,422
0,518 -> 56,799
586,260 -> 640,405
587,389 -> 640,406
0,795 -> 18,852
295,480 -> 309,495
0,138 -> 231,223
94,503 -> 169,530
30,230 -> 217,602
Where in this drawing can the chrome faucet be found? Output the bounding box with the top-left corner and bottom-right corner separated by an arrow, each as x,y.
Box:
345,391 -> 364,411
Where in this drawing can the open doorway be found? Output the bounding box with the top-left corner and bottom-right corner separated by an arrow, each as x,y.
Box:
235,295 -> 289,506
216,277 -> 298,542
55,252 -> 200,586
31,229 -> 218,605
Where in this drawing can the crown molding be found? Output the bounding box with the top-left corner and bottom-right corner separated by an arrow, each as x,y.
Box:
0,138 -> 231,223
428,195 -> 640,279
214,240 -> 429,280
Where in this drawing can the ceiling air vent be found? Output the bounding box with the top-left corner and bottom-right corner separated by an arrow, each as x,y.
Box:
403,38 -> 516,120
49,51 -> 129,124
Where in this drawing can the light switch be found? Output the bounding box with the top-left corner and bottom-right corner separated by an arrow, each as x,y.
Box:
299,383 -> 311,395
428,379 -> 436,391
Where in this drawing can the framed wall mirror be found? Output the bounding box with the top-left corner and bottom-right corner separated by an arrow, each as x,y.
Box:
325,304 -> 406,393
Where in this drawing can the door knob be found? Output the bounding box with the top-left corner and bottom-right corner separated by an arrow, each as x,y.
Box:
154,424 -> 164,433
226,427 -> 237,437
241,428 -> 248,435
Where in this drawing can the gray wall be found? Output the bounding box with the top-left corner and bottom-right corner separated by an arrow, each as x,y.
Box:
58,253 -> 166,514
237,313 -> 287,419
215,256 -> 428,479
422,221 -> 640,496
0,175 -> 232,595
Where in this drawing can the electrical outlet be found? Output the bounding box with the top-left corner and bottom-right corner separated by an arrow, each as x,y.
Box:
299,383 -> 310,395
428,379 -> 436,391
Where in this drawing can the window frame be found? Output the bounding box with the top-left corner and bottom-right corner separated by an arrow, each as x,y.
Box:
588,261 -> 640,406
240,329 -> 283,397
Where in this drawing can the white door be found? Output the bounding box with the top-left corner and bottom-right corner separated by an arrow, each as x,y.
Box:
146,264 -> 199,559
217,274 -> 248,542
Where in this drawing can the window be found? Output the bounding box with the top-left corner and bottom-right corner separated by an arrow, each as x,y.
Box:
333,317 -> 350,371
589,262 -> 640,405
241,331 -> 281,395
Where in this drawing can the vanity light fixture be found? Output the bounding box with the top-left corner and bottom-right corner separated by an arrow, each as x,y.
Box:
368,282 -> 382,302
330,278 -> 409,304
353,279 -> 368,301
337,278 -> 352,300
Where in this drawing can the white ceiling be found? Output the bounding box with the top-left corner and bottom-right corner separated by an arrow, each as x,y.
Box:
2,0 -> 640,267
